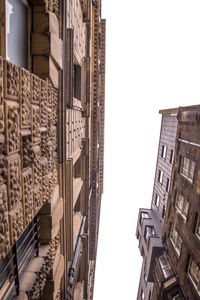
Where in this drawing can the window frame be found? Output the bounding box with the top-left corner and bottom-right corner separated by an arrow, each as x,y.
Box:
180,157 -> 195,183
158,170 -> 164,184
175,192 -> 189,221
170,227 -> 182,256
144,225 -> 155,243
195,214 -> 200,240
161,145 -> 167,159
155,193 -> 160,208
158,255 -> 173,279
187,256 -> 200,296
170,149 -> 174,164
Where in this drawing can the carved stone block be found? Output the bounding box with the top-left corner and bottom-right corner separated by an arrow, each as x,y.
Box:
32,145 -> 41,186
4,61 -> 20,100
9,202 -> 24,244
40,80 -> 48,127
5,101 -> 20,154
0,57 -> 3,104
33,185 -> 42,215
41,158 -> 49,204
22,168 -> 33,227
31,74 -> 41,105
20,68 -> 31,128
46,0 -> 60,23
0,184 -> 10,259
0,105 -> 4,133
31,105 -> 41,145
21,131 -> 34,169
7,154 -> 21,210
49,169 -> 57,197
0,151 -> 7,184
41,128 -> 48,157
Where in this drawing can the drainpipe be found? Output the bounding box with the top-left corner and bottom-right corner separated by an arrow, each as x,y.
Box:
177,138 -> 200,148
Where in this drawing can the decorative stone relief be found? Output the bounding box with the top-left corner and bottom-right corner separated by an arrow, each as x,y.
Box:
46,0 -> 60,20
7,155 -> 21,210
40,81 -> 48,128
32,105 -> 41,145
41,128 -> 48,158
5,101 -> 20,154
0,57 -> 3,104
9,202 -> 24,244
41,158 -> 49,204
50,231 -> 60,263
48,81 -> 58,125
0,152 -> 7,184
49,168 -> 57,197
20,68 -> 31,128
29,280 -> 40,300
32,146 -> 41,186
4,61 -> 20,100
22,168 -> 33,227
31,74 -> 41,105
0,184 -> 10,259
21,131 -> 34,168
33,185 -> 42,215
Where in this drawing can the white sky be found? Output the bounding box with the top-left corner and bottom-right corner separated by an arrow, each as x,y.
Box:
94,1 -> 200,299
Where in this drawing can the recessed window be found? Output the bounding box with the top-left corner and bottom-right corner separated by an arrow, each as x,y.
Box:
144,226 -> 155,243
155,194 -> 160,208
175,193 -> 189,220
140,211 -> 149,224
148,291 -> 152,300
161,145 -> 167,159
162,205 -> 166,218
170,227 -> 182,256
158,170 -> 163,184
6,0 -> 29,68
172,293 -> 184,300
158,255 -> 173,278
170,149 -> 174,164
180,157 -> 195,183
141,290 -> 144,300
195,215 -> 200,240
188,256 -> 200,296
166,178 -> 170,192
73,64 -> 82,100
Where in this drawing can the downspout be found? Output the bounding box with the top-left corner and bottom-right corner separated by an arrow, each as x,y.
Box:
177,138 -> 200,148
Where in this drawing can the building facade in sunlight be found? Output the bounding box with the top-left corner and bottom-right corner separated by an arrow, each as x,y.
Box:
0,0 -> 105,299
136,106 -> 200,300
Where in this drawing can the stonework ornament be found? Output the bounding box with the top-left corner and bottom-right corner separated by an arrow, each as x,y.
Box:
21,131 -> 34,168
32,145 -> 42,186
33,185 -> 42,215
20,68 -> 31,128
31,74 -> 41,105
0,57 -> 3,104
7,154 -> 21,210
0,184 -> 10,259
22,168 -> 33,227
40,80 -> 48,128
32,105 -> 41,145
4,61 -> 20,100
5,101 -> 20,154
9,201 -> 24,244
0,105 -> 4,133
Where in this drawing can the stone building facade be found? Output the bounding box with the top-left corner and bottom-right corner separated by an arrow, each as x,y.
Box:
0,0 -> 105,299
136,109 -> 178,300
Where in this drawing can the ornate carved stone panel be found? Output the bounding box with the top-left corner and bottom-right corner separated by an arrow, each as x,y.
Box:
0,184 -> 10,260
33,185 -> 42,215
31,74 -> 41,105
20,68 -> 31,128
0,105 -> 4,133
32,105 -> 41,145
49,168 -> 57,197
7,154 -> 21,210
5,101 -> 20,154
33,145 -> 42,186
41,128 -> 48,158
21,131 -> 34,169
46,0 -> 60,20
50,231 -> 60,263
9,202 -> 24,244
4,61 -> 20,100
0,57 -> 3,104
41,158 -> 49,204
0,151 -> 7,184
40,80 -> 48,128
22,168 -> 33,227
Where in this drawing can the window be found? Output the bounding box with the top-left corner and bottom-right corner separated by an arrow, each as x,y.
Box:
175,193 -> 189,220
166,178 -> 170,192
158,170 -> 163,184
148,291 -> 152,300
144,226 -> 155,242
6,0 -> 29,68
155,194 -> 160,208
162,205 -> 166,218
172,294 -> 184,300
180,157 -> 195,183
140,211 -> 149,223
158,255 -> 172,278
73,64 -> 82,100
161,145 -> 167,159
170,149 -> 174,164
195,215 -> 200,240
188,257 -> 200,296
141,290 -> 144,300
170,227 -> 182,256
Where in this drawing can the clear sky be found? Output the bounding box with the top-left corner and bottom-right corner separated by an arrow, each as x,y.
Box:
94,1 -> 200,299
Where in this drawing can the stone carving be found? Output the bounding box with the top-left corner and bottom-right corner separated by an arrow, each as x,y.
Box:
46,0 -> 60,20
49,169 -> 57,197
48,81 -> 58,125
20,68 -> 31,128
9,202 -> 24,244
32,105 -> 41,145
5,101 -> 20,154
22,168 -> 33,227
0,57 -> 3,104
40,80 -> 48,128
29,280 -> 40,300
0,152 -> 7,184
7,155 -> 21,210
0,184 -> 10,259
55,290 -> 61,300
41,158 -> 49,204
21,131 -> 34,168
33,185 -> 42,215
32,146 -> 41,186
4,61 -> 20,100
50,231 -> 60,263
41,128 -> 48,158
0,105 -> 4,133
31,74 -> 41,105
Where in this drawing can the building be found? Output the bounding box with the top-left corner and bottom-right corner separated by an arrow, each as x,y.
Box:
152,105 -> 200,300
136,109 -> 178,300
0,0 -> 105,299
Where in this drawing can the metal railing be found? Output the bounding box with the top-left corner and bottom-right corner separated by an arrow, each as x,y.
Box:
0,215 -> 40,300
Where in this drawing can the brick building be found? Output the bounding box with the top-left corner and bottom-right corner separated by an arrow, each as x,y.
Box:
0,0 -> 105,299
